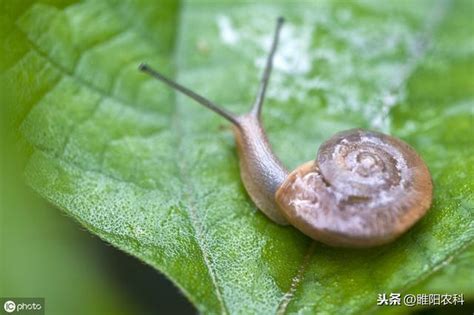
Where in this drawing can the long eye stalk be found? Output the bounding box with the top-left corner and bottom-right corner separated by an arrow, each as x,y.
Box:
251,16 -> 284,118
138,63 -> 239,125
138,17 -> 284,125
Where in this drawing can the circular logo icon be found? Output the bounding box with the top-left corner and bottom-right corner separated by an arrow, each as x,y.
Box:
3,300 -> 16,313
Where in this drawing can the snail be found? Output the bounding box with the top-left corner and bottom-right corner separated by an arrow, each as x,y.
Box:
139,17 -> 433,247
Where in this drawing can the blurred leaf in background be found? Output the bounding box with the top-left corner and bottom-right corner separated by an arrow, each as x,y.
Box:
1,0 -> 473,314
0,149 -> 139,315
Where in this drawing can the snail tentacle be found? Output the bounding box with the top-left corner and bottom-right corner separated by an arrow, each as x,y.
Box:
251,17 -> 285,119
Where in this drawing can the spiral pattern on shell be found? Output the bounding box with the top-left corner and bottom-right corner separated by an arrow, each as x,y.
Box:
276,129 -> 432,247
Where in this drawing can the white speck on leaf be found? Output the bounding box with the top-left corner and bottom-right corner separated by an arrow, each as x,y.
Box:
217,15 -> 240,46
256,24 -> 313,75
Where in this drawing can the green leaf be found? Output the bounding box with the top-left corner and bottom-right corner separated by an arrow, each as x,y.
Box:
376,243 -> 474,315
2,0 -> 473,314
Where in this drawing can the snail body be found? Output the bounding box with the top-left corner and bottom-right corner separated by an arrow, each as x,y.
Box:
140,17 -> 433,247
232,114 -> 288,224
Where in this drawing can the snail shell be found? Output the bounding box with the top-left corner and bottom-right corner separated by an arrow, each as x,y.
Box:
275,129 -> 433,247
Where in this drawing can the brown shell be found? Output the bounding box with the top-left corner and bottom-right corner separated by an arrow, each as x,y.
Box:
275,129 -> 433,247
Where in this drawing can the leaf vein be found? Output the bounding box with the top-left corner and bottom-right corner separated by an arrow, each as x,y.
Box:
275,241 -> 316,315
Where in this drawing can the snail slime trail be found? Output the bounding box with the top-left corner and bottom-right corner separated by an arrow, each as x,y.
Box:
139,17 -> 433,248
